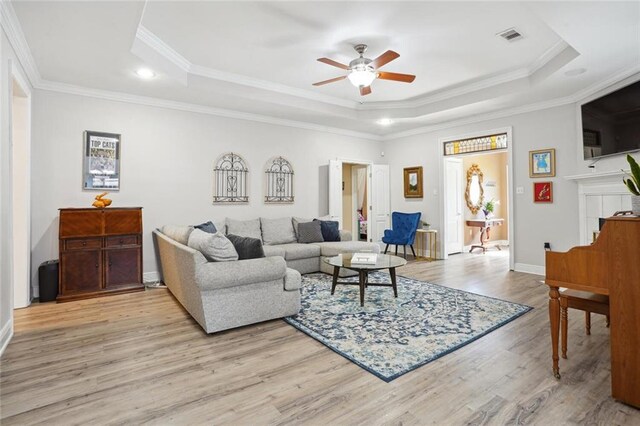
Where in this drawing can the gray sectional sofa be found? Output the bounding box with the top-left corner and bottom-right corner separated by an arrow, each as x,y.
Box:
154,217 -> 380,334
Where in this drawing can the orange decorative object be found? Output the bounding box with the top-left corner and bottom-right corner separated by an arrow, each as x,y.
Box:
92,192 -> 112,209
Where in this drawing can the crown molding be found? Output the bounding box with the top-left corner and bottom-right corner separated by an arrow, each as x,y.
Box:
136,25 -> 191,72
36,79 -> 383,141
0,0 -> 40,87
382,63 -> 640,141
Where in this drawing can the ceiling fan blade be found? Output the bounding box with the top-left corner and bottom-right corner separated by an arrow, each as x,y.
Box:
377,71 -> 416,83
312,75 -> 347,86
360,85 -> 372,96
372,50 -> 400,69
317,57 -> 350,70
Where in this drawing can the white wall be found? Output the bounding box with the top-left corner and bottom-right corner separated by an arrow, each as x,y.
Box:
384,104 -> 581,272
30,90 -> 384,288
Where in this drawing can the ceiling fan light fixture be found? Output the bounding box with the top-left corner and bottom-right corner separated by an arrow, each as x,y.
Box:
348,69 -> 376,88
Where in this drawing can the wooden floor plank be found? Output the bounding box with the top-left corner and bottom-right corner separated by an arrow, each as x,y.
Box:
1,251 -> 638,424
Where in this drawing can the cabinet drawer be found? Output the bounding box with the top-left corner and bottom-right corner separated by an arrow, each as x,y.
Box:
65,238 -> 102,250
106,235 -> 139,247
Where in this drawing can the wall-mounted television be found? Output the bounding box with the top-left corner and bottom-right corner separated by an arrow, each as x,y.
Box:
581,79 -> 640,159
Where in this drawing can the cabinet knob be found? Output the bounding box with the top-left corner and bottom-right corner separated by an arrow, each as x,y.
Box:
82,241 -> 87,246
119,239 -> 124,244
108,262 -> 113,267
95,263 -> 99,268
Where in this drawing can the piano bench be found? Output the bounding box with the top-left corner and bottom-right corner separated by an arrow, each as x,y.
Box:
559,289 -> 610,359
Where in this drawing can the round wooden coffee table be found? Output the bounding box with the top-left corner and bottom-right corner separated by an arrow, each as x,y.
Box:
324,253 -> 407,306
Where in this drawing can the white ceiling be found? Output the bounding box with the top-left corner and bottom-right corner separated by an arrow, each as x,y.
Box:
10,1 -> 640,138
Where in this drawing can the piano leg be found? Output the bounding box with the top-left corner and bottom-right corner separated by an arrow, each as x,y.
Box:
549,285 -> 561,379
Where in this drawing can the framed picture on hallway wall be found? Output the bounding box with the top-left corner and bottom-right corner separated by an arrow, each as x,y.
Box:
83,131 -> 121,191
529,148 -> 556,178
533,181 -> 553,203
403,166 -> 423,198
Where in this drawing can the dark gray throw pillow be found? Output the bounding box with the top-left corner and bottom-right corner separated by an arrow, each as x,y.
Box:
314,219 -> 341,242
297,221 -> 324,243
194,221 -> 217,234
226,234 -> 266,260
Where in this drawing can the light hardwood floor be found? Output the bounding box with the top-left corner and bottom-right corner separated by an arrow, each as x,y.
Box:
1,251 -> 638,425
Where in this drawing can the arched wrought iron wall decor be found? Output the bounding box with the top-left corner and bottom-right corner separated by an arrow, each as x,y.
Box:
213,152 -> 249,203
264,156 -> 294,203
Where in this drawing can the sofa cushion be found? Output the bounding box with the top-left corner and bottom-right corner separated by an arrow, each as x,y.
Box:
194,221 -> 217,234
260,217 -> 296,245
297,221 -> 324,243
284,268 -> 302,291
161,225 -> 194,246
226,218 -> 261,240
226,234 -> 265,260
188,229 -> 238,262
313,241 -> 381,257
315,219 -> 340,242
292,216 -> 313,236
263,245 -> 285,258
276,243 -> 321,261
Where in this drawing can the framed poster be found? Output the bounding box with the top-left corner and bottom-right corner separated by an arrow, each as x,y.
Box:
83,131 -> 121,191
403,166 -> 423,198
529,148 -> 556,178
533,181 -> 553,203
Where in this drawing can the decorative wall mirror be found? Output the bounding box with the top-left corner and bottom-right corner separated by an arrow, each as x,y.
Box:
465,164 -> 484,214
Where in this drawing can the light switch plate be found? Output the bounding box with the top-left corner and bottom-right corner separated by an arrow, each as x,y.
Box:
516,186 -> 524,194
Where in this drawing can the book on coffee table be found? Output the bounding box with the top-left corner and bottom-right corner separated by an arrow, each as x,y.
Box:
351,253 -> 378,265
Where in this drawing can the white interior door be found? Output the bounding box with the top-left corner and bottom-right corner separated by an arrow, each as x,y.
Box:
445,158 -> 464,254
370,164 -> 390,243
328,159 -> 343,228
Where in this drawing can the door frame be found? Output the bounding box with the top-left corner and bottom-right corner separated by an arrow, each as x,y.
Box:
438,127 -> 515,271
9,60 -> 32,308
337,158 -> 373,241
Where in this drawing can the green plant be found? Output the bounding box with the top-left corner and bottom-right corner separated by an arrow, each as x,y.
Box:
420,220 -> 430,228
623,154 -> 640,196
483,199 -> 495,213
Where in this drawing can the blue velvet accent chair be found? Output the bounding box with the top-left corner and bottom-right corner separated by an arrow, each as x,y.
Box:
382,212 -> 422,259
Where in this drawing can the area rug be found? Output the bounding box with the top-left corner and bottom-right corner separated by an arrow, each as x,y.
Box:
284,272 -> 532,382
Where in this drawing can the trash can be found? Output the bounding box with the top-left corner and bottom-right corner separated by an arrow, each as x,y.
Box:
38,260 -> 59,302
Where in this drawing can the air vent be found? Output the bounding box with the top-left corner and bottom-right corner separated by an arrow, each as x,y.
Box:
497,28 -> 523,42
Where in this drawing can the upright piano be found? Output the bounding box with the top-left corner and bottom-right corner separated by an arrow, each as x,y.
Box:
545,216 -> 640,408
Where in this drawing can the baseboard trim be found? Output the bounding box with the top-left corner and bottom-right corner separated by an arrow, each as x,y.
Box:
143,271 -> 161,283
0,318 -> 14,357
514,263 -> 546,276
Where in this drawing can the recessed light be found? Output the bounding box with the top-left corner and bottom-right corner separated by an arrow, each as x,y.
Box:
135,68 -> 155,79
565,68 -> 587,77
377,118 -> 393,126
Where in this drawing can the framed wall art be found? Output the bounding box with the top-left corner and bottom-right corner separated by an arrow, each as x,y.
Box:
533,181 -> 553,203
529,148 -> 556,178
403,166 -> 423,198
83,131 -> 121,191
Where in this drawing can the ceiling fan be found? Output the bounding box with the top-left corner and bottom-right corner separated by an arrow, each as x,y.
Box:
313,44 -> 416,96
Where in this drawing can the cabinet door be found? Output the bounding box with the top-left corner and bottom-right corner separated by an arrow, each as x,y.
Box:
105,248 -> 141,288
60,250 -> 102,294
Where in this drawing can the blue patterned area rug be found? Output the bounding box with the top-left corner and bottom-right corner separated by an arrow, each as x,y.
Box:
284,272 -> 532,382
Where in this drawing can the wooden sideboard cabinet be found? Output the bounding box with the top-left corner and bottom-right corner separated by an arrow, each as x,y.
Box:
58,207 -> 144,302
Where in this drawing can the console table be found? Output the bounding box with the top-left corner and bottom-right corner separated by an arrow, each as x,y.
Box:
58,207 -> 144,302
466,218 -> 504,253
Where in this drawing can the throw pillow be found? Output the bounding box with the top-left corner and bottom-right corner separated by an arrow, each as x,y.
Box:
226,234 -> 266,260
194,221 -> 217,234
187,229 -> 238,262
297,221 -> 324,243
292,216 -> 313,237
225,218 -> 262,240
260,217 -> 297,245
314,219 -> 341,242
161,225 -> 194,246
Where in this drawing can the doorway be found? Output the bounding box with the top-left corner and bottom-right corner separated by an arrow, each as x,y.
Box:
440,129 -> 514,270
328,159 -> 390,243
11,66 -> 32,308
342,163 -> 369,241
